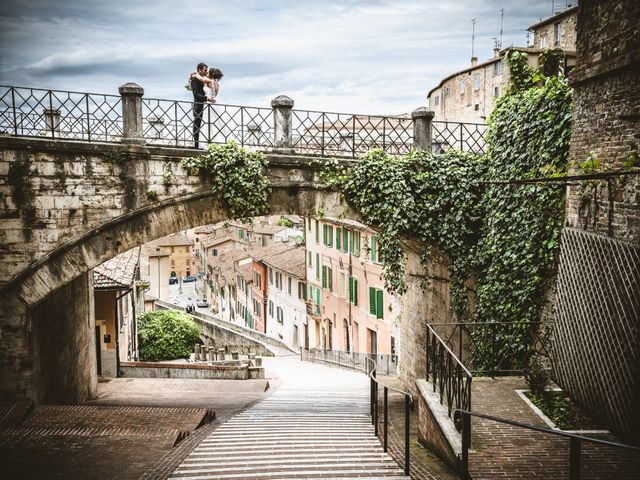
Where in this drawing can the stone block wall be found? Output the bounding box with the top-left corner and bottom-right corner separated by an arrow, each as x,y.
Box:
553,0 -> 640,444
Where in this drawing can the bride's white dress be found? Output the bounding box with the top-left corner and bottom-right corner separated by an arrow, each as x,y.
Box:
203,83 -> 233,145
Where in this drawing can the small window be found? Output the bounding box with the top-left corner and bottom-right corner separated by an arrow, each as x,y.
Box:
553,23 -> 561,46
540,36 -> 547,49
493,60 -> 503,76
459,79 -> 465,94
443,85 -> 451,98
434,95 -> 440,107
473,75 -> 481,91
494,86 -> 500,98
474,103 -> 480,111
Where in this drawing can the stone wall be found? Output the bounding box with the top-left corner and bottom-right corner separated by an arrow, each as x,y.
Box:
31,272 -> 97,403
553,0 -> 640,444
120,361 -> 264,380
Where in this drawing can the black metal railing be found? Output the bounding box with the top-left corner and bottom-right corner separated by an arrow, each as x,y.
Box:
2,85 -> 488,156
291,110 -> 413,158
367,357 -> 413,477
425,325 -> 473,420
432,120 -> 487,154
456,409 -> 640,480
0,86 -> 122,142
428,321 -> 553,376
300,347 -> 397,376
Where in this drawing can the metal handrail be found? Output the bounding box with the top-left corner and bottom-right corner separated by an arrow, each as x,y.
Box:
456,409 -> 640,480
366,357 -> 413,477
425,324 -> 473,422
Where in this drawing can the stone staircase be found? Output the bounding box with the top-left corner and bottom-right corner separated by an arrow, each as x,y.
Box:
169,357 -> 410,480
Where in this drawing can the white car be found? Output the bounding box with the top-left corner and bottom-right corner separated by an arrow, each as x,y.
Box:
196,299 -> 209,308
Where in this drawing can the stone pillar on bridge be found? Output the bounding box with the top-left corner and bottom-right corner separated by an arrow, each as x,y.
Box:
119,82 -> 145,145
271,95 -> 294,154
411,107 -> 435,152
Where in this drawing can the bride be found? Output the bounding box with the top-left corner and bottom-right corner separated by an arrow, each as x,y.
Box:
191,68 -> 229,144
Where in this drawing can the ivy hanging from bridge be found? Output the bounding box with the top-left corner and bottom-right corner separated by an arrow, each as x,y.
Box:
182,141 -> 271,221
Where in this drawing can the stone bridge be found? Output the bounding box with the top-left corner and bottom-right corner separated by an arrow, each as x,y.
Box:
0,134 -> 443,404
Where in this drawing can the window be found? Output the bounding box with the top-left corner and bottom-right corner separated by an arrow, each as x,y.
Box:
308,284 -> 313,301
349,230 -> 361,256
342,229 -> 349,253
316,253 -> 320,280
322,266 -> 333,292
268,300 -> 274,317
254,271 -> 262,289
348,276 -> 358,306
308,251 -> 312,266
474,103 -> 480,111
327,225 -> 333,247
493,60 -> 503,76
288,277 -> 292,295
315,287 -> 321,314
211,248 -> 218,256
171,259 -> 175,266
268,268 -> 273,284
275,272 -> 282,290
370,236 -> 381,263
494,86 -> 500,98
298,281 -> 306,300
315,220 -> 319,243
339,272 -> 346,297
459,79 -> 465,94
239,229 -> 245,239
307,218 -> 311,231
369,287 -> 384,319
443,85 -> 451,98
336,227 -> 341,250
540,36 -> 547,49
276,307 -> 284,324
553,23 -> 561,46
434,95 -> 440,107
473,74 -> 481,91
170,246 -> 174,253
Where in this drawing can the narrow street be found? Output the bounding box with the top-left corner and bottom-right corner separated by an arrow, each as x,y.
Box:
169,356 -> 410,480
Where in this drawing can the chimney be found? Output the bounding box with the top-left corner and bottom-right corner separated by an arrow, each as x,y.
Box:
471,56 -> 478,67
493,47 -> 501,58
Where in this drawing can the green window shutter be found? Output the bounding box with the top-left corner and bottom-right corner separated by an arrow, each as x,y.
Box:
309,285 -> 313,299
376,289 -> 384,319
349,230 -> 354,253
308,251 -> 312,266
369,287 -> 376,315
343,229 -> 349,252
329,226 -> 333,247
316,287 -> 320,306
323,224 -> 327,245
371,236 -> 377,262
316,253 -> 320,280
328,268 -> 333,292
354,231 -> 361,256
315,220 -> 319,243
336,228 -> 341,250
322,266 -> 326,288
349,276 -> 353,303
353,278 -> 358,306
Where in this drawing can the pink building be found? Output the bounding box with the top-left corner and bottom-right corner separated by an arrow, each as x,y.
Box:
305,217 -> 399,355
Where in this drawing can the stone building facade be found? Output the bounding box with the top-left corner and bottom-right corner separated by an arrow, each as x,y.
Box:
553,0 -> 640,444
529,5 -> 578,51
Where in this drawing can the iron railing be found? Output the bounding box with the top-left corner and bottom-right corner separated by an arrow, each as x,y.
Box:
0,86 -> 122,142
428,321 -> 554,376
425,325 -> 473,421
366,357 -> 413,477
432,120 -> 487,154
456,409 -> 640,480
1,85 -> 488,156
300,347 -> 398,375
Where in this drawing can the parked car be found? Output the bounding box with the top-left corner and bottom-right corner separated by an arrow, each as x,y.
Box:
196,299 -> 209,308
169,277 -> 178,285
182,275 -> 197,283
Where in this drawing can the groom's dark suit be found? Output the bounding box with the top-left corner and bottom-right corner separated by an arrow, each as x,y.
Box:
191,76 -> 207,148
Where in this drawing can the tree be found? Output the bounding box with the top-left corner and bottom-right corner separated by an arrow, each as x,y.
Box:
137,309 -> 201,361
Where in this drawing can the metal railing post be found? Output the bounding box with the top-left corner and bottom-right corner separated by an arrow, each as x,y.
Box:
374,382 -> 378,436
370,376 -> 375,419
404,395 -> 410,477
85,94 -> 91,141
461,410 -> 470,478
570,437 -> 581,480
11,87 -> 18,135
383,387 -> 388,452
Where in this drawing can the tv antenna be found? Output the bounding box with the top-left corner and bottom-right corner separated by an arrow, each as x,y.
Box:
471,18 -> 477,58
499,9 -> 504,49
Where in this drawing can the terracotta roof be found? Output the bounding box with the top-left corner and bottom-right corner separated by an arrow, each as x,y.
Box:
528,5 -> 578,31
201,235 -> 235,248
154,234 -> 193,247
252,225 -> 287,235
94,247 -> 140,290
236,263 -> 254,282
249,243 -> 295,263
210,250 -> 251,287
262,246 -> 306,280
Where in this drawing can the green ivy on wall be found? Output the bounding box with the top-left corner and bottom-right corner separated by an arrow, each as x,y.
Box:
182,141 -> 271,221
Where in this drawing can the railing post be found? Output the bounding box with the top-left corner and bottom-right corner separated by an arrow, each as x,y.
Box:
570,437 -> 581,480
271,95 -> 294,153
119,82 -> 145,144
11,87 -> 18,136
411,107 -> 435,152
404,395 -> 410,477
383,387 -> 388,452
460,410 -> 470,479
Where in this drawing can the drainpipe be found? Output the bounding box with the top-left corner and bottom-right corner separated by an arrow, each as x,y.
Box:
114,288 -> 132,376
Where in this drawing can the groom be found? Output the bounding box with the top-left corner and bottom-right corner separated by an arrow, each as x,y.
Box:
191,62 -> 208,149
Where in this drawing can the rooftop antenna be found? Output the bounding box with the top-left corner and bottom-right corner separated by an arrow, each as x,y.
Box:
471,18 -> 477,58
499,9 -> 504,49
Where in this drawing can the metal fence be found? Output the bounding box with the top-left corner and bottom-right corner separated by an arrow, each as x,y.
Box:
301,347 -> 398,376
1,85 -> 487,156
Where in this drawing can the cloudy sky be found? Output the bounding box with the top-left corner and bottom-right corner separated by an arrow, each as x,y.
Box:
0,0 -> 560,114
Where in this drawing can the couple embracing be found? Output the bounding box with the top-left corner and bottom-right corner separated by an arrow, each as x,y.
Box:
191,62 -> 224,148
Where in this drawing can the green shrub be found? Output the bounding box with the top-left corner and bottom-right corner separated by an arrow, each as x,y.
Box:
137,309 -> 201,361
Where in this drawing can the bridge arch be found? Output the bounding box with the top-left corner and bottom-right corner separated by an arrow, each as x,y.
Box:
0,137 -> 442,404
